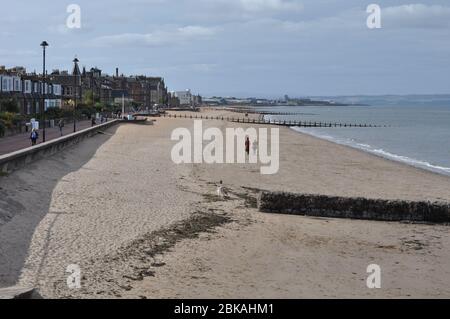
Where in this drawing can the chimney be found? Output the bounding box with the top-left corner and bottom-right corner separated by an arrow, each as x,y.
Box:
116,68 -> 119,78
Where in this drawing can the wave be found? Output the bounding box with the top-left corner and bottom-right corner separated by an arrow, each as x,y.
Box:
290,126 -> 450,176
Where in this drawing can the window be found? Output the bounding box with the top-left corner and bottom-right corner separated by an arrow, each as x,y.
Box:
24,80 -> 32,93
53,84 -> 61,96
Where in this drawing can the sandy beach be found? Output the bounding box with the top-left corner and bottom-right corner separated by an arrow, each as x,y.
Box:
1,108 -> 450,298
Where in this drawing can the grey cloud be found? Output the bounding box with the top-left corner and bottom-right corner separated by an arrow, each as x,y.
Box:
90,26 -> 217,48
383,4 -> 450,29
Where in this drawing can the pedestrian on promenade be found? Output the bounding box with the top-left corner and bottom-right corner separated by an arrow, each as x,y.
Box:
91,117 -> 96,127
252,139 -> 258,156
58,119 -> 64,136
245,136 -> 250,156
30,129 -> 39,146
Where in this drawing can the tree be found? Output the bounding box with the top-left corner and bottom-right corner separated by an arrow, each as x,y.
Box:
45,107 -> 63,119
0,98 -> 19,113
83,90 -> 94,107
94,101 -> 106,112
0,120 -> 5,137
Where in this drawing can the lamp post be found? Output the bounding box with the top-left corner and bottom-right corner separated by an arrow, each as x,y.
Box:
73,57 -> 79,132
40,41 -> 48,142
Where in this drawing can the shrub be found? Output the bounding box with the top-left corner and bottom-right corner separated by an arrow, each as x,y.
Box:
0,120 -> 5,137
0,112 -> 15,128
0,98 -> 19,113
45,107 -> 63,119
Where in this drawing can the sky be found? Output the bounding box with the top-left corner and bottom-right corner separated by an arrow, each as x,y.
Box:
1,0 -> 450,97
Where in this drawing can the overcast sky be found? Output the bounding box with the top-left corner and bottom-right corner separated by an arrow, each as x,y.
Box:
1,0 -> 450,97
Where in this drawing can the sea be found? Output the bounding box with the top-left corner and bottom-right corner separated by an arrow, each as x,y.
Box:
257,95 -> 450,176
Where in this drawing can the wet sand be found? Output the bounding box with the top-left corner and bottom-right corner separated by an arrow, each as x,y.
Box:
1,109 -> 450,298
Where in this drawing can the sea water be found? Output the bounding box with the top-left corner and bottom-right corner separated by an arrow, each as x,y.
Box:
259,96 -> 450,176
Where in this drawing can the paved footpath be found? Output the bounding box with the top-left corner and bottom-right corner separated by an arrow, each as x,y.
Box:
0,120 -> 99,156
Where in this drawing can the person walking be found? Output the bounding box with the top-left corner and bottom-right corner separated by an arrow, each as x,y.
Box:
91,116 -> 96,127
245,136 -> 250,156
30,129 -> 39,146
252,139 -> 258,156
58,119 -> 64,136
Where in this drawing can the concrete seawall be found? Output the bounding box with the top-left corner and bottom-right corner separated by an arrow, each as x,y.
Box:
258,191 -> 450,223
0,120 -> 119,174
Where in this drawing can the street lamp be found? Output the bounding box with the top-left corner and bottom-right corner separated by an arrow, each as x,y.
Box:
73,57 -> 79,132
40,41 -> 48,142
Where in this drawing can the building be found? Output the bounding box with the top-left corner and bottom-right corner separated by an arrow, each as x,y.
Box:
48,65 -> 81,110
109,70 -> 168,109
0,66 -> 62,115
168,91 -> 180,108
193,94 -> 202,107
174,89 -> 193,106
1,64 -> 171,116
81,67 -> 114,107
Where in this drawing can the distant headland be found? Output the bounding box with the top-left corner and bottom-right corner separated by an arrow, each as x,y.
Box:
202,95 -> 367,107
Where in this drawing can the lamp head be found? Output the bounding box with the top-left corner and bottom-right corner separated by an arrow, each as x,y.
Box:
40,41 -> 49,48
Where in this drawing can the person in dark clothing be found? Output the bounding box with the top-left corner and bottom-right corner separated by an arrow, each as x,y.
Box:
245,136 -> 250,155
58,119 -> 64,136
30,129 -> 39,146
91,117 -> 96,127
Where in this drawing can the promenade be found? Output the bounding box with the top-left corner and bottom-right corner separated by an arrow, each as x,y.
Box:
0,120 -> 96,156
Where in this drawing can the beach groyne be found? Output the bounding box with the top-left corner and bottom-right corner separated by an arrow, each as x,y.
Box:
0,120 -> 119,174
163,113 -> 385,128
258,191 -> 450,223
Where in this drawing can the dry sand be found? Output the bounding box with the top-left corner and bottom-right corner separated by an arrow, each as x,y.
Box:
1,108 -> 450,298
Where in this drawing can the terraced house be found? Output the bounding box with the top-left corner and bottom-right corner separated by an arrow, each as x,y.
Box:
1,64 -> 170,116
0,66 -> 62,115
110,71 -> 168,109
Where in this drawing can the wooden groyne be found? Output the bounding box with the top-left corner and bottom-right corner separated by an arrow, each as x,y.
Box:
225,108 -> 308,116
258,191 -> 450,224
162,113 -> 386,128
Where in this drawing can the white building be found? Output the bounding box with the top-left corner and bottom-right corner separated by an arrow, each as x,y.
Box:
174,89 -> 193,106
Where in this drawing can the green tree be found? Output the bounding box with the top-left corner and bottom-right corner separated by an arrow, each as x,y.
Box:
45,107 -> 63,119
94,101 -> 106,112
83,90 -> 94,106
0,98 -> 19,113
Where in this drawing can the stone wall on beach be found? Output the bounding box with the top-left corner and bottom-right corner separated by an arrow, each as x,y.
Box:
258,191 -> 450,223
